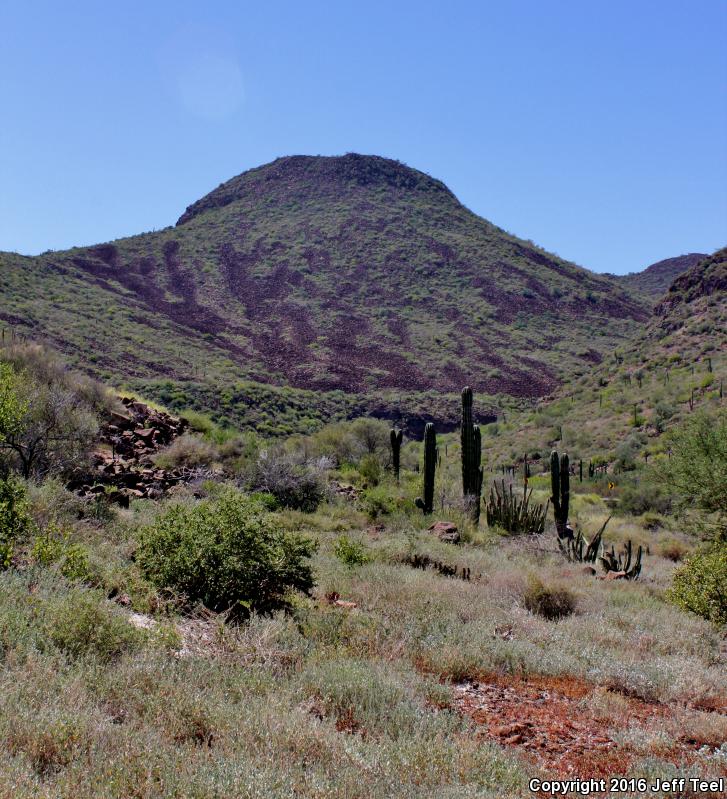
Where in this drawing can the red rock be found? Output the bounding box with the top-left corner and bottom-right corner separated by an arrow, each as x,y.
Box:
428,521 -> 460,543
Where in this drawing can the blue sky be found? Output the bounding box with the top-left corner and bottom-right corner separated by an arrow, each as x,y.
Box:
1,1 -> 725,273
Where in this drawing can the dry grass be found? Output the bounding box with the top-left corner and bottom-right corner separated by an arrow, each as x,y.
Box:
0,475 -> 725,797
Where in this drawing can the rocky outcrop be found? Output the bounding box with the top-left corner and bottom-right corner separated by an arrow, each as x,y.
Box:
69,397 -> 196,505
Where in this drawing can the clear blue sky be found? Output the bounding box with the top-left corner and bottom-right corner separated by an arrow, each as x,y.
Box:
1,1 -> 725,273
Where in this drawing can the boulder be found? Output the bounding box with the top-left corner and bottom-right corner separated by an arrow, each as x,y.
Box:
428,521 -> 460,544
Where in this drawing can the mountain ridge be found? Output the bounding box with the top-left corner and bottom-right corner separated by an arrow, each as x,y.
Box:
615,252 -> 708,299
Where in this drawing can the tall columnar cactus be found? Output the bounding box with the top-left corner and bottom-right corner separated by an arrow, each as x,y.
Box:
550,450 -> 570,540
415,423 -> 437,515
390,428 -> 403,482
460,387 -> 483,523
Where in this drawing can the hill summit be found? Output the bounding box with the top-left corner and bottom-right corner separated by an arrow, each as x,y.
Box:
177,154 -> 456,225
1,154 -> 649,431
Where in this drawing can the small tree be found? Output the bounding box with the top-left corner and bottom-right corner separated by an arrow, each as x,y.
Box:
349,417 -> 391,462
0,349 -> 100,478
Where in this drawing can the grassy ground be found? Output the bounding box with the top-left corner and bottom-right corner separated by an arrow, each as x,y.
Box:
1,465 -> 724,799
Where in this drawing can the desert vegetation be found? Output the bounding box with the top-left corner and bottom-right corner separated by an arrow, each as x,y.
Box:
0,335 -> 725,797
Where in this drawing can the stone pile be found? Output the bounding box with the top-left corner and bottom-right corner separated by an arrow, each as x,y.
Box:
72,397 -> 192,506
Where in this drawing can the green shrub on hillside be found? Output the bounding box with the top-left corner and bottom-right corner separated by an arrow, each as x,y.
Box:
618,477 -> 671,516
360,484 -> 403,520
614,432 -> 646,472
31,525 -> 91,582
522,577 -> 577,621
136,490 -> 316,616
668,546 -> 727,626
358,454 -> 382,486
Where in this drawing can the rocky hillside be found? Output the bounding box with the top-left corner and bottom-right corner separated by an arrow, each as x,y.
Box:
617,253 -> 707,299
649,247 -> 727,348
0,154 -> 649,433
472,248 -> 727,470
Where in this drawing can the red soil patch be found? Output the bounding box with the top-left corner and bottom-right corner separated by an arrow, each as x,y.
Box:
452,674 -> 725,779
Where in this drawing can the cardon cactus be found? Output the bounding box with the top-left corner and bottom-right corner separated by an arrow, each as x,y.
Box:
550,450 -> 570,541
415,423 -> 437,515
486,480 -> 548,535
461,387 -> 483,523
390,428 -> 403,482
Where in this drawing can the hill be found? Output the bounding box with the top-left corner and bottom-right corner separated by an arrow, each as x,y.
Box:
0,154 -> 649,434
473,248 -> 726,472
616,253 -> 707,299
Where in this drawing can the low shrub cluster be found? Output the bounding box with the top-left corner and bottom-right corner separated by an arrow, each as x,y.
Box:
333,535 -> 371,568
44,588 -> 144,662
522,577 -> 577,620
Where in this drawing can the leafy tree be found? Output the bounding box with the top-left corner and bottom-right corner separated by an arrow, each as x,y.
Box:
613,431 -> 646,472
0,363 -> 26,452
349,417 -> 391,460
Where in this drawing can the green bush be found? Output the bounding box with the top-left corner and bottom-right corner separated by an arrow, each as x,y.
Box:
0,476 -> 34,568
358,454 -> 382,486
136,490 -> 316,616
333,535 -> 371,568
667,545 -> 727,626
658,410 -> 727,541
614,432 -> 646,472
653,400 -> 676,434
618,477 -> 671,516
0,345 -> 100,478
522,577 -> 577,621
45,590 -> 144,661
31,525 -> 91,581
360,485 -> 397,520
